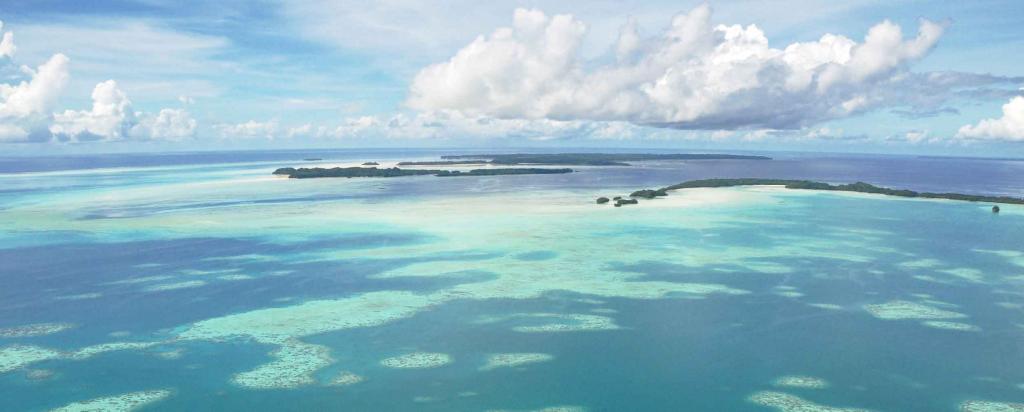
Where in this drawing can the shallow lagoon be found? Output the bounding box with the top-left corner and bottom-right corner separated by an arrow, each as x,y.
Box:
1,152 -> 1023,411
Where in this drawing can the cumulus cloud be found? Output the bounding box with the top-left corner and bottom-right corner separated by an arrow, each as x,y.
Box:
408,5 -> 946,130
50,80 -> 134,140
132,108 -> 197,140
0,53 -> 70,120
956,96 -> 1024,141
0,18 -> 200,144
215,120 -> 281,139
50,80 -> 197,142
0,21 -> 15,59
288,110 -> 650,142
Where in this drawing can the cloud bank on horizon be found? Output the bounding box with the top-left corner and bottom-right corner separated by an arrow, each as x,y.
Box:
0,21 -> 196,143
0,2 -> 1023,148
409,6 -> 946,129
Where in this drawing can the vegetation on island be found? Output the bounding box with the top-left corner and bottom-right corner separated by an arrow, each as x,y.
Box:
608,178 -> 1023,207
272,166 -> 573,179
629,189 -> 669,199
397,160 -> 487,166
436,153 -> 770,166
434,168 -> 573,177
614,198 -> 639,207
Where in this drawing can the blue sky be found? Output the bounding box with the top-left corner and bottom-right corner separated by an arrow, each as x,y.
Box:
0,0 -> 1022,155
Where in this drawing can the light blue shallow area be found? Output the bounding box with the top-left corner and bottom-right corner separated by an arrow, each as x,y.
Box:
1,151 -> 1023,411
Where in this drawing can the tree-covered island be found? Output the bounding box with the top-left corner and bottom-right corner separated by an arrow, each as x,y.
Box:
433,153 -> 770,166
273,166 -> 573,179
611,178 -> 1024,206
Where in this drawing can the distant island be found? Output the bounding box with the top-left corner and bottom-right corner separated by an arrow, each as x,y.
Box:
303,158 -> 322,161
432,153 -> 771,166
397,160 -> 488,166
273,166 -> 573,179
607,178 -> 1024,206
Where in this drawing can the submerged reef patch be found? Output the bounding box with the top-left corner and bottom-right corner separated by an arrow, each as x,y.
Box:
938,268 -> 986,283
326,371 -> 364,386
772,375 -> 830,389
179,290 -> 440,343
0,323 -> 75,338
143,280 -> 206,292
67,342 -> 161,360
960,400 -> 1024,412
232,340 -> 332,389
863,300 -> 966,320
480,353 -> 554,371
54,293 -> 102,301
25,368 -> 56,381
49,389 -> 171,412
487,313 -> 621,333
0,345 -> 62,373
808,303 -> 844,311
105,275 -> 174,285
921,321 -> 981,332
749,391 -> 869,412
487,406 -> 587,412
380,352 -> 452,369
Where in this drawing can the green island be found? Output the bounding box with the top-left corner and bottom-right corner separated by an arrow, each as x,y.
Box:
426,153 -> 770,166
272,166 -> 573,179
611,178 -> 1024,206
397,160 -> 487,166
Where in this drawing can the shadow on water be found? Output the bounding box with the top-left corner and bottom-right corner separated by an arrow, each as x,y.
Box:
0,233 -> 502,345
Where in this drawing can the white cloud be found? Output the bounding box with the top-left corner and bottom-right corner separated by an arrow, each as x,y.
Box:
956,96 -> 1024,141
408,5 -> 945,130
281,0 -> 881,61
0,53 -> 70,119
0,123 -> 27,141
904,130 -> 933,143
131,108 -> 197,141
50,80 -> 134,140
0,21 -> 15,59
50,80 -> 198,142
294,110 -> 650,142
215,120 -> 280,139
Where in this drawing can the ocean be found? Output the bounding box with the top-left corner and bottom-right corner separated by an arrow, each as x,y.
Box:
1,149 -> 1022,411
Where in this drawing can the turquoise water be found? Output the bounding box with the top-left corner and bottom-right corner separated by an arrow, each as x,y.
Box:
1,152 -> 1023,411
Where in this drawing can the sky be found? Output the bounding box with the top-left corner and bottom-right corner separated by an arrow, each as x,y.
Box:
0,0 -> 1023,156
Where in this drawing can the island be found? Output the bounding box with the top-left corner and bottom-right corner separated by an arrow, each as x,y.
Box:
433,153 -> 771,166
272,166 -> 573,179
397,161 -> 488,166
629,189 -> 669,199
303,158 -> 322,161
619,178 -> 1024,206
614,198 -> 639,207
362,162 -> 379,166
